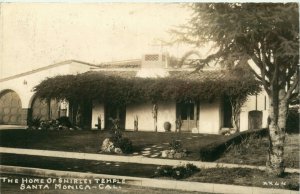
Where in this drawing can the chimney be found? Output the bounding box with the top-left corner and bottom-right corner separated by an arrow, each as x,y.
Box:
136,53 -> 170,78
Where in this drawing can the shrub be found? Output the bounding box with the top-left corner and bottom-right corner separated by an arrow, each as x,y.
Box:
172,166 -> 187,179
155,166 -> 173,177
154,163 -> 200,179
114,137 -> 133,154
199,128 -> 267,161
230,134 -> 264,156
109,118 -> 120,130
57,116 -> 72,127
28,117 -> 41,129
169,139 -> 183,152
286,107 -> 299,134
286,182 -> 299,191
109,128 -> 123,141
28,117 -> 74,130
162,139 -> 187,158
185,163 -> 200,173
39,120 -> 59,130
199,143 -> 226,161
107,119 -> 133,154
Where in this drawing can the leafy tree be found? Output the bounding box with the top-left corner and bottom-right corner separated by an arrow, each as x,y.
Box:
224,67 -> 258,132
173,3 -> 299,176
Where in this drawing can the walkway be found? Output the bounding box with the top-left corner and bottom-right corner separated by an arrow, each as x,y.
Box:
0,125 -> 26,130
0,147 -> 299,173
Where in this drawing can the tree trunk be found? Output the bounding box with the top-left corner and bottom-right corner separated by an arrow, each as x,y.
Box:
266,90 -> 288,177
152,104 -> 158,132
229,98 -> 237,130
229,97 -> 240,132
231,114 -> 237,130
231,107 -> 240,132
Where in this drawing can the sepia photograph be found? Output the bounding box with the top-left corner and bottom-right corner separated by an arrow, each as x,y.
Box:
0,1 -> 299,194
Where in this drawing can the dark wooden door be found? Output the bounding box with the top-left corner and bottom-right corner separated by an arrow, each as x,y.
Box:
105,104 -> 126,130
0,90 -> 22,125
223,96 -> 233,128
248,110 -> 262,130
177,102 -> 197,132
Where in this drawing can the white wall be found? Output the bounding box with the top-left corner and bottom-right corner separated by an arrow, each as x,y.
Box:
156,101 -> 176,132
91,100 -> 224,134
123,99 -> 224,134
125,101 -> 176,132
97,90 -> 267,134
125,102 -> 153,131
239,108 -> 249,132
91,101 -> 105,130
0,61 -> 92,109
239,90 -> 269,131
262,110 -> 269,128
0,65 -> 69,108
199,98 -> 222,134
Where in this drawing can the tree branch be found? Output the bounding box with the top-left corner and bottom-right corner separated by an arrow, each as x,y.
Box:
249,54 -> 271,93
285,69 -> 299,100
250,54 -> 270,79
248,67 -> 266,83
261,40 -> 273,79
271,60 -> 279,86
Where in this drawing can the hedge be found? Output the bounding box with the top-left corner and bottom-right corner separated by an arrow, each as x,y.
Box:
198,128 -> 268,161
286,107 -> 299,134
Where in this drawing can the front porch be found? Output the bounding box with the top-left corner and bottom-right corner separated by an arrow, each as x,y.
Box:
91,99 -> 224,134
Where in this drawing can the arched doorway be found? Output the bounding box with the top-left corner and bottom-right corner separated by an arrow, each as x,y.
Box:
31,96 -> 60,120
0,90 -> 22,125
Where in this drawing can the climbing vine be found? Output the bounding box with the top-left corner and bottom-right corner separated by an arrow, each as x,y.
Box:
34,68 -> 261,116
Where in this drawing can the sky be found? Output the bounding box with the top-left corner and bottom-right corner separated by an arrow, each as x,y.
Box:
0,3 -> 201,79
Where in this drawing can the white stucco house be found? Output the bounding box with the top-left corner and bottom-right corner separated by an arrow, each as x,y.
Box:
0,60 -> 93,125
0,54 -> 269,134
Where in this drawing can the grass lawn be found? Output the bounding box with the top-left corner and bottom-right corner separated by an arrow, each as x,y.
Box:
0,153 -> 157,178
0,154 -> 298,191
0,129 -> 298,168
216,133 -> 300,168
186,167 -> 299,191
0,129 -> 227,160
